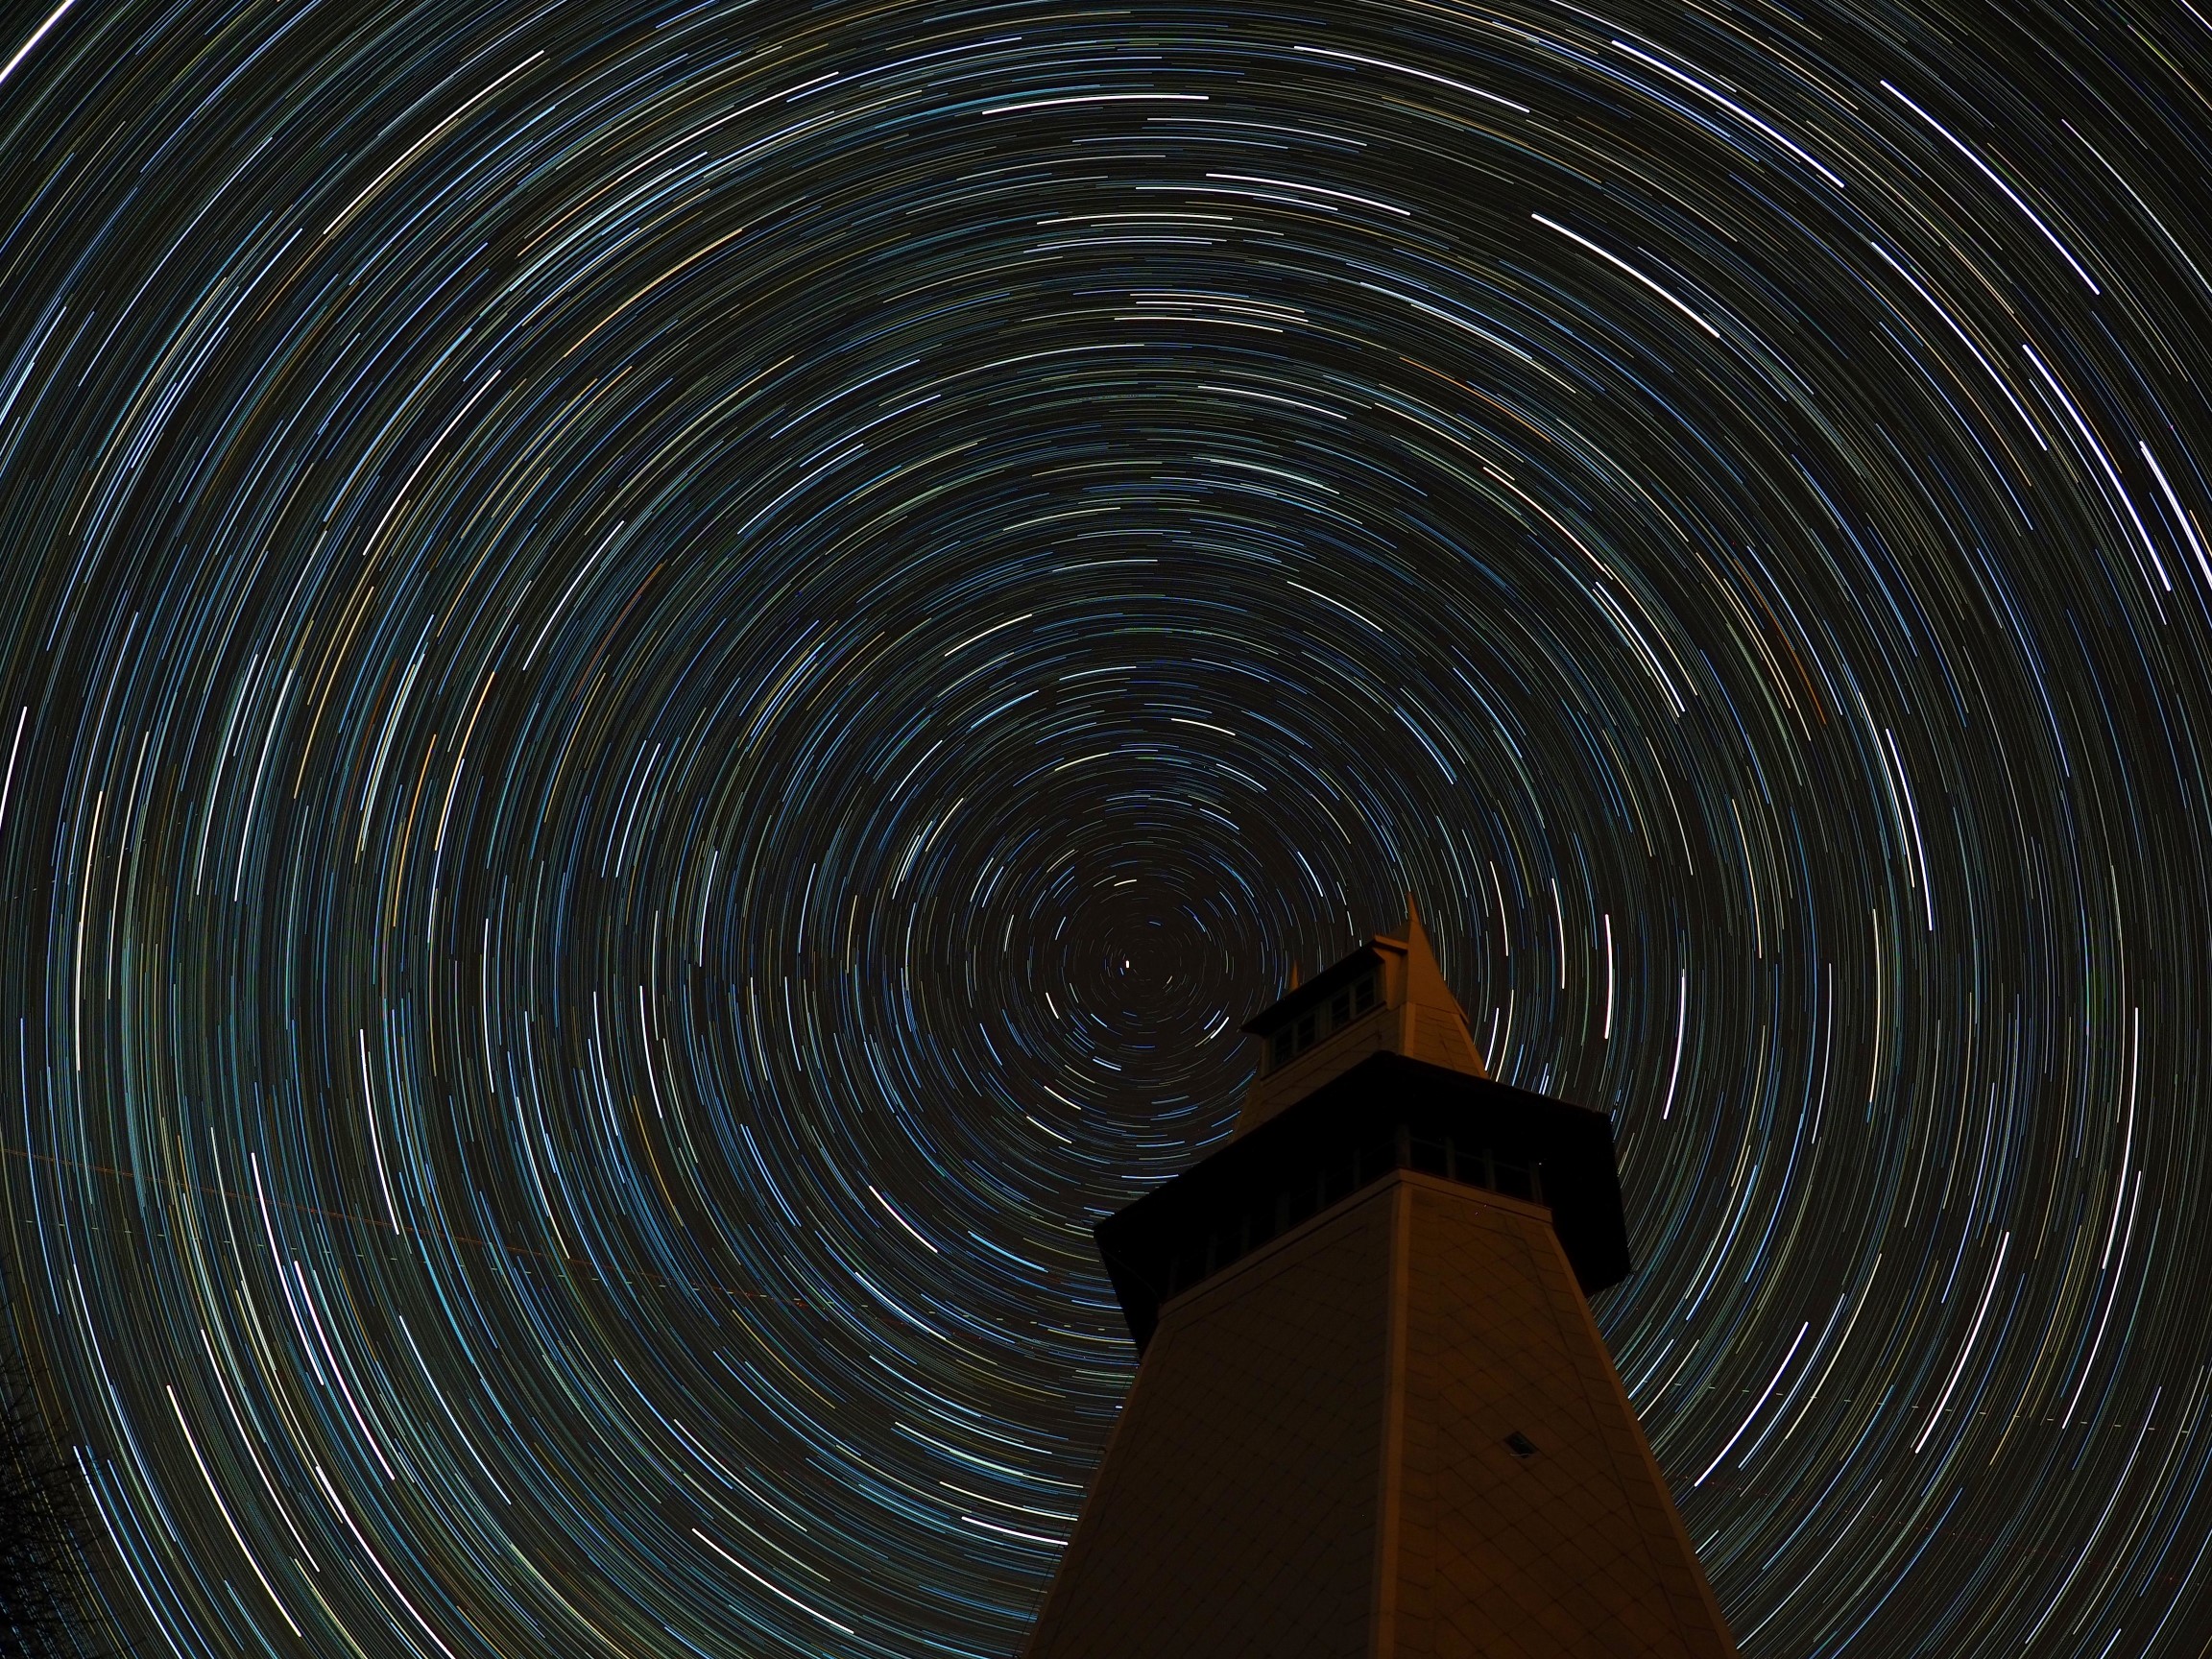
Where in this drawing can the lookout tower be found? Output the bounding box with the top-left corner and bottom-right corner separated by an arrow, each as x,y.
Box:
1024,903 -> 1737,1657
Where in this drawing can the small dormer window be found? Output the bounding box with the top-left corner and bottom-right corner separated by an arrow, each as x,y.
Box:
1255,966 -> 1382,1075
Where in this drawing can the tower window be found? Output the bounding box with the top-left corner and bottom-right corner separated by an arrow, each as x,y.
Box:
1355,974 -> 1376,1014
1296,1013 -> 1316,1052
1272,1029 -> 1293,1069
1330,991 -> 1351,1028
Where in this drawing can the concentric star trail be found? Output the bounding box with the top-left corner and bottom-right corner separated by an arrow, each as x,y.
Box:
1,2 -> 2209,1655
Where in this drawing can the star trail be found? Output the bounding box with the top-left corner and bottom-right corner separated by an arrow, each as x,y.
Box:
0,0 -> 2208,1653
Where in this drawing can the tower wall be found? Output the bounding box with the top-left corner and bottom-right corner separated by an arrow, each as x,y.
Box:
1028,1170 -> 1736,1657
1392,1176 -> 1734,1656
1027,1182 -> 1395,1658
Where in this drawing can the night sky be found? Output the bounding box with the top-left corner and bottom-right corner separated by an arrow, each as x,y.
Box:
1,0 -> 2208,1654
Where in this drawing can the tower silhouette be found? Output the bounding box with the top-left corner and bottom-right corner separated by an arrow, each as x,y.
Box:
1025,905 -> 1737,1657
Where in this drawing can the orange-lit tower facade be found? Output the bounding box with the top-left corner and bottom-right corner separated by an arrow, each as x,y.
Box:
1025,904 -> 1737,1658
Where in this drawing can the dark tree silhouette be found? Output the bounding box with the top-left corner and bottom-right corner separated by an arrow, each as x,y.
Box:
0,1273 -> 99,1659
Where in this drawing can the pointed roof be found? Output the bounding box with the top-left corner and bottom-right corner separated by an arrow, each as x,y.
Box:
1390,893 -> 1487,1080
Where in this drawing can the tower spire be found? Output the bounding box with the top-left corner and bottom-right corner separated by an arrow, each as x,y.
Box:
1397,895 -> 1486,1080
